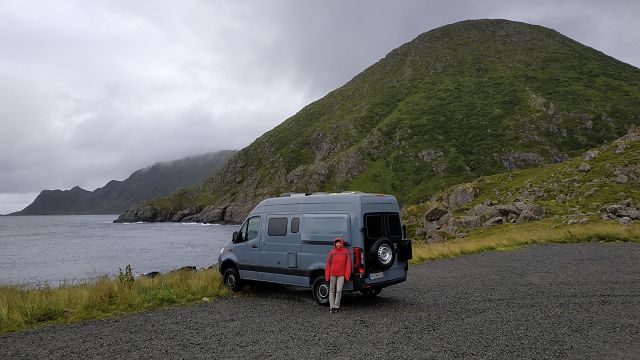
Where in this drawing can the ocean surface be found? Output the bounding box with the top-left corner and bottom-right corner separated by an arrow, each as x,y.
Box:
0,215 -> 239,285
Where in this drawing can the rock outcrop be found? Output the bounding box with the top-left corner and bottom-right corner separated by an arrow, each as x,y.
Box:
418,186 -> 545,242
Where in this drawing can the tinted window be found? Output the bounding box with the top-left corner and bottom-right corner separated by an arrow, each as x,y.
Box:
366,214 -> 383,239
301,214 -> 349,242
246,216 -> 261,241
268,217 -> 288,236
291,217 -> 300,233
388,214 -> 402,238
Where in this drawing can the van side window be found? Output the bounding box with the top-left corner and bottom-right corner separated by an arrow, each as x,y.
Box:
245,216 -> 261,241
268,217 -> 288,236
365,214 -> 383,239
387,213 -> 402,239
291,217 -> 300,233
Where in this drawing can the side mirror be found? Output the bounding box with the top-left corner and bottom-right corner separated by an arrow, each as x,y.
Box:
402,224 -> 407,240
232,231 -> 240,243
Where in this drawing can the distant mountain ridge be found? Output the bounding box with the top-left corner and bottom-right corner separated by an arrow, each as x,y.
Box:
11,150 -> 236,215
116,19 -> 640,224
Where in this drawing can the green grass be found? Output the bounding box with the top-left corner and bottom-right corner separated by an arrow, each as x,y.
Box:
0,268 -> 229,335
411,219 -> 640,263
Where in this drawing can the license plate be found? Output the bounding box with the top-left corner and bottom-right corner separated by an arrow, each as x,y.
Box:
369,271 -> 384,280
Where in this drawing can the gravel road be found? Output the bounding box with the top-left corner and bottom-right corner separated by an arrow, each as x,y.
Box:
2,243 -> 640,359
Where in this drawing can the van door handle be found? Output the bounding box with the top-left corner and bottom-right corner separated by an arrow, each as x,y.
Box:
251,244 -> 258,249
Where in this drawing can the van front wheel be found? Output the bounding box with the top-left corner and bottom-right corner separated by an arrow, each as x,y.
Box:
223,267 -> 243,292
312,277 -> 330,306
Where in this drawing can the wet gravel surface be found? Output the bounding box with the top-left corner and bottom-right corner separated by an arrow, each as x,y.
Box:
2,243 -> 640,359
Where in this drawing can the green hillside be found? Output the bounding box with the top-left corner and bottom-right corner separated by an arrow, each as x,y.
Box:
403,131 -> 640,238
118,19 -> 640,223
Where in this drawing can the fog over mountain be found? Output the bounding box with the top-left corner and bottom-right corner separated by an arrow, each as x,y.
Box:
1,0 -> 639,214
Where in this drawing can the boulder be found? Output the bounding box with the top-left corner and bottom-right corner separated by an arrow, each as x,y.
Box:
602,204 -> 624,215
446,184 -> 476,208
426,231 -> 446,244
578,162 -> 591,172
513,202 -> 545,218
619,217 -> 632,225
436,212 -> 451,226
422,219 -> 439,232
618,209 -> 640,220
448,216 -> 481,229
583,150 -> 599,161
484,216 -> 505,227
615,174 -> 629,183
143,271 -> 161,278
470,203 -> 500,220
517,210 -> 539,223
496,204 -> 520,216
423,202 -> 448,221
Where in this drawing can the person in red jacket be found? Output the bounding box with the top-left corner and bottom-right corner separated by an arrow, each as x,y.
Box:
325,237 -> 351,313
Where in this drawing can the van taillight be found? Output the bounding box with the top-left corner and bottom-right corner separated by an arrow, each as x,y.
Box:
354,247 -> 365,274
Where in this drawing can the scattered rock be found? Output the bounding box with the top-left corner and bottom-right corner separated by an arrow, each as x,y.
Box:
420,148 -> 444,162
578,218 -> 590,224
583,150 -> 599,161
578,162 -> 591,172
614,142 -> 626,154
202,297 -> 211,302
615,174 -> 629,184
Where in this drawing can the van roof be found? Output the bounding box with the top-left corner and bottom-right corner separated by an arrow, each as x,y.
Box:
254,192 -> 398,208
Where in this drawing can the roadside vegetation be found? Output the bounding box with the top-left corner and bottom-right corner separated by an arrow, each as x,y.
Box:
412,219 -> 640,262
0,267 -> 228,335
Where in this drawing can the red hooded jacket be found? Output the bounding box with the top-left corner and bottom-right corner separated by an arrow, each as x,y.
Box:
325,238 -> 351,281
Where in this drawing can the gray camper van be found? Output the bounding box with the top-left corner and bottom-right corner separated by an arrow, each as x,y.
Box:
217,192 -> 412,305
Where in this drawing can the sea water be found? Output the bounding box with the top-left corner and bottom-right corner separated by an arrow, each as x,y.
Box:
0,215 -> 239,285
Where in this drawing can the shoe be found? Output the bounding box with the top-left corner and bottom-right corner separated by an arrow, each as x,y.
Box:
335,308 -> 340,313
330,308 -> 335,313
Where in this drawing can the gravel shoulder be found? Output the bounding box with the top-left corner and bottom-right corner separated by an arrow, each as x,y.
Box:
2,243 -> 640,359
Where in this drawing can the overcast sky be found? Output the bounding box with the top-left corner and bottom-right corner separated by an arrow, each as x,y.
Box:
1,0 -> 639,214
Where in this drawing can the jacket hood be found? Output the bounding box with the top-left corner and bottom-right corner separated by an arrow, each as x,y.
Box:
334,237 -> 344,247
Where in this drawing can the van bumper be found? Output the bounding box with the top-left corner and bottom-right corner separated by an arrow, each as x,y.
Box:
352,273 -> 407,291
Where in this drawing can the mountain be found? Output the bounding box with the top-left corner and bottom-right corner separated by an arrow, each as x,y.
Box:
12,150 -> 236,215
116,19 -> 640,224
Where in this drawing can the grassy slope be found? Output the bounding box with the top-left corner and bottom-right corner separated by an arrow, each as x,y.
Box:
0,269 -> 229,335
403,139 -> 640,234
148,19 -> 640,217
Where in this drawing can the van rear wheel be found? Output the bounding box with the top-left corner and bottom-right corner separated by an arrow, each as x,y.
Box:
223,267 -> 243,292
312,277 -> 330,306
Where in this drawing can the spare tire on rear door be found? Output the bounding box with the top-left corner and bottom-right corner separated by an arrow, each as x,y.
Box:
369,237 -> 395,271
